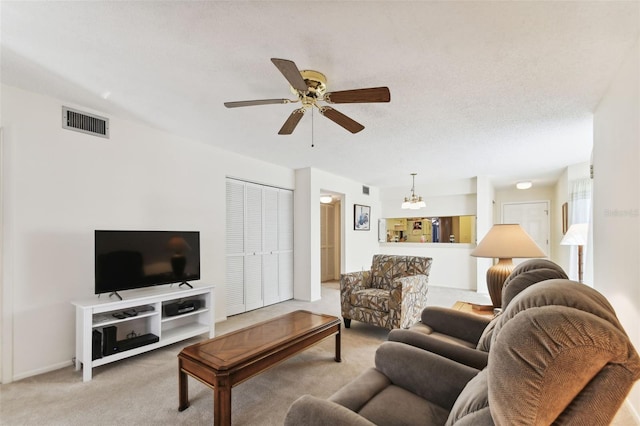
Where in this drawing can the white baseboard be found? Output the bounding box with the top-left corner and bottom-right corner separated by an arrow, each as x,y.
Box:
12,360 -> 73,382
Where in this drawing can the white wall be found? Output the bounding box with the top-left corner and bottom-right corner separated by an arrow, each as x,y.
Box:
593,38 -> 640,416
379,243 -> 476,290
294,167 -> 380,302
475,176 -> 494,295
380,178 -> 476,218
0,84 -> 296,381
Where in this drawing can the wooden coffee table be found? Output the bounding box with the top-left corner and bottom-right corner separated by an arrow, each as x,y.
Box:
178,310 -> 341,425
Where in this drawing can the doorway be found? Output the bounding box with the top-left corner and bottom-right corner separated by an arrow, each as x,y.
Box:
321,199 -> 341,282
502,201 -> 550,262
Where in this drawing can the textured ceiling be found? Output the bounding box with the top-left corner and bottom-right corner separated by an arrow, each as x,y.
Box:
2,1 -> 639,188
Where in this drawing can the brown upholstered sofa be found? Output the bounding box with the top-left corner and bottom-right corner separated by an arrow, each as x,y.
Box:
340,254 -> 432,330
388,259 -> 568,369
285,279 -> 640,425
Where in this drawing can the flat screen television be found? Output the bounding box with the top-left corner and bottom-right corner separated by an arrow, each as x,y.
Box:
95,230 -> 200,298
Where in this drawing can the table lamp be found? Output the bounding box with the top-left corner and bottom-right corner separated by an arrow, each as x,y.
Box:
471,224 -> 546,308
560,223 -> 588,283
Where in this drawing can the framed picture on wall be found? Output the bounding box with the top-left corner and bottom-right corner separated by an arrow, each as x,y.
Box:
412,221 -> 423,234
354,204 -> 371,231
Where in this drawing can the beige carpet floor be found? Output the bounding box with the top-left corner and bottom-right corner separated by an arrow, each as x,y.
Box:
1,283 -> 636,425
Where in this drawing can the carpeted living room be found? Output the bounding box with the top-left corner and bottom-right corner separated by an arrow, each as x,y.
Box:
1,1 -> 639,425
0,283 -> 488,424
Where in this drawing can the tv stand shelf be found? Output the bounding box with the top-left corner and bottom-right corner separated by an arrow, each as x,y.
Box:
72,285 -> 214,382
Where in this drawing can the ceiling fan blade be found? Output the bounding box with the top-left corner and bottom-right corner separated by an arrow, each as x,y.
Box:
319,106 -> 365,134
324,87 -> 391,104
278,108 -> 306,135
271,58 -> 308,92
224,99 -> 292,108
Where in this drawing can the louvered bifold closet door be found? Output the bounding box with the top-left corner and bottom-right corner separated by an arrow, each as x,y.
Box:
244,184 -> 264,311
263,187 -> 280,306
226,179 -> 246,316
278,189 -> 294,301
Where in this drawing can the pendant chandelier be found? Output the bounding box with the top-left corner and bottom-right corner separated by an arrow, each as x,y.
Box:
401,173 -> 426,209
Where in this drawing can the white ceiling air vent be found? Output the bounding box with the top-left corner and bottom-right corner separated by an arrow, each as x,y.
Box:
362,185 -> 370,195
62,106 -> 109,138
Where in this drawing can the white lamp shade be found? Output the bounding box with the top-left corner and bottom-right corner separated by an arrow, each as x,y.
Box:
471,224 -> 546,259
560,223 -> 588,246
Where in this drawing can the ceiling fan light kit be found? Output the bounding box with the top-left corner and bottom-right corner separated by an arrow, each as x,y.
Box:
224,58 -> 390,135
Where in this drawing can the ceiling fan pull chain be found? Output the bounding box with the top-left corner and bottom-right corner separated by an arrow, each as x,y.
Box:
311,107 -> 315,148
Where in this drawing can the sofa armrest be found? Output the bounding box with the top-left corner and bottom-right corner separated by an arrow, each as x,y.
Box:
389,275 -> 428,308
340,270 -> 372,320
284,395 -> 376,426
340,270 -> 372,293
420,307 -> 492,345
388,329 -> 489,370
388,274 -> 429,328
375,341 -> 479,411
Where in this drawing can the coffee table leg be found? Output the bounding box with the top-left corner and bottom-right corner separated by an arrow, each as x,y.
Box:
178,362 -> 189,411
335,325 -> 342,362
214,374 -> 232,426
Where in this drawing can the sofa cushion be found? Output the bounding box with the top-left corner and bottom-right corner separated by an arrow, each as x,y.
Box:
370,254 -> 430,290
486,279 -> 624,352
501,267 -> 568,308
329,368 -> 391,413
476,270 -> 579,352
351,288 -> 390,312
488,305 -> 640,425
371,255 -> 398,290
445,369 -> 492,426
359,384 -> 450,426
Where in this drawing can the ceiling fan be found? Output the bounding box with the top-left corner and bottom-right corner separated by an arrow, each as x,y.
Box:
224,58 -> 390,135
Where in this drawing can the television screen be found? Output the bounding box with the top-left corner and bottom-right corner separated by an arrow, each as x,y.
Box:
95,230 -> 200,295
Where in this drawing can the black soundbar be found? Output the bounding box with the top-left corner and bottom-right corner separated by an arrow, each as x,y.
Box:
117,333 -> 159,352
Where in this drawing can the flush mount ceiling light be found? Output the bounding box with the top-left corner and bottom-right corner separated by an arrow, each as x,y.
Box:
401,173 -> 426,210
516,181 -> 532,190
320,195 -> 333,204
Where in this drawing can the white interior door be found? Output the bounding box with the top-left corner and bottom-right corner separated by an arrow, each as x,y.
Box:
502,201 -> 550,262
244,184 -> 263,311
321,204 -> 337,282
262,187 -> 279,306
225,179 -> 245,316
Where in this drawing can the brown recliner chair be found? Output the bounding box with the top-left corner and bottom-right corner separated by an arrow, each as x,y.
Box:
388,259 -> 568,369
285,280 -> 640,425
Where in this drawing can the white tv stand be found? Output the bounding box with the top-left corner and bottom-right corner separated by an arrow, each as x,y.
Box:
72,284 -> 214,382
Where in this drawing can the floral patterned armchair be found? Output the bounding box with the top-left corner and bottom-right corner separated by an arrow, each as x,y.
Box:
340,254 -> 432,330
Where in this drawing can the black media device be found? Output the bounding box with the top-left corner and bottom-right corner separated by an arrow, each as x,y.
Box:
102,326 -> 118,356
92,330 -> 103,360
164,300 -> 202,317
94,230 -> 200,299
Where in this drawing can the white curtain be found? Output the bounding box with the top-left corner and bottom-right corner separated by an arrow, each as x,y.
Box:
568,178 -> 593,284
